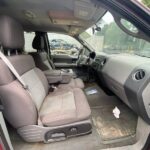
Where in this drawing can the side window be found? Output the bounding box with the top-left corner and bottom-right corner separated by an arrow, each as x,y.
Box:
24,32 -> 36,52
48,33 -> 81,56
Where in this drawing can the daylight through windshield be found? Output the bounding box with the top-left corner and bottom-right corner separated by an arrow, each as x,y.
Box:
80,12 -> 150,57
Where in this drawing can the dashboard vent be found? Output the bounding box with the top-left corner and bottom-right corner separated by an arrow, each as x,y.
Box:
134,70 -> 145,81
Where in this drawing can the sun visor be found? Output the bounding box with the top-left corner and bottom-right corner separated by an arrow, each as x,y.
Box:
74,0 -> 98,20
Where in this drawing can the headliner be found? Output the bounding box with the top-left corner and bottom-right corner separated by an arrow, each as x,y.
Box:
0,0 -> 106,36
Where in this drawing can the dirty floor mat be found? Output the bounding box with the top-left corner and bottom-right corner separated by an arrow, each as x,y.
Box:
92,105 -> 137,144
85,83 -> 137,144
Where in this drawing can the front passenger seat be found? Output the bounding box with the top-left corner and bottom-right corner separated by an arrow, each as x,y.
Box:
0,15 -> 92,143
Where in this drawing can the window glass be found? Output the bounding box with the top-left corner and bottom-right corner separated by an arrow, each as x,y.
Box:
137,0 -> 150,9
48,33 -> 82,56
79,12 -> 150,57
24,32 -> 36,52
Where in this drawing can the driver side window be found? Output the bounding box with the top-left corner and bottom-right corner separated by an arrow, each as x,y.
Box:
48,33 -> 81,56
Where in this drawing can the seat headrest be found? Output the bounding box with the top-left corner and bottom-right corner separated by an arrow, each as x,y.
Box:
0,15 -> 24,50
32,34 -> 45,51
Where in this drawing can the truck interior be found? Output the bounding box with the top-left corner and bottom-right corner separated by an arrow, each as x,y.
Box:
0,0 -> 150,150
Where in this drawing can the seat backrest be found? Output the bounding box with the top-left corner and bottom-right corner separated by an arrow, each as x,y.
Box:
0,16 -> 49,128
30,33 -> 55,71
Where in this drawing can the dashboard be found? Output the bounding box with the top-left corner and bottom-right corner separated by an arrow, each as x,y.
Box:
91,53 -> 150,124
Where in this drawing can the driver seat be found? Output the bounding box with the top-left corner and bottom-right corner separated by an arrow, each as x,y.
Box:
29,33 -> 85,89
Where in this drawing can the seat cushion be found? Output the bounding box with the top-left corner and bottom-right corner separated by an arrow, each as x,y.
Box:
58,78 -> 84,89
39,88 -> 91,127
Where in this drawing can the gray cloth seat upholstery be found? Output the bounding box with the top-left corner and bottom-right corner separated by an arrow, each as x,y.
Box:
30,51 -> 53,71
30,33 -> 85,89
40,88 -> 91,126
0,15 -> 91,134
58,78 -> 84,89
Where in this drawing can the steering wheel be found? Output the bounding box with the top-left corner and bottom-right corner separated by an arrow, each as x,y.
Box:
89,52 -> 96,59
77,51 -> 96,66
86,51 -> 96,65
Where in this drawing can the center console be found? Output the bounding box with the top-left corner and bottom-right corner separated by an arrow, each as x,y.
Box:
44,70 -> 73,84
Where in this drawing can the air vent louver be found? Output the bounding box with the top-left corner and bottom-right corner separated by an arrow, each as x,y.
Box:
134,70 -> 145,80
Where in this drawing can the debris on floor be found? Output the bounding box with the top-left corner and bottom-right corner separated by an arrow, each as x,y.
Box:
112,106 -> 120,119
92,105 -> 137,144
85,88 -> 98,95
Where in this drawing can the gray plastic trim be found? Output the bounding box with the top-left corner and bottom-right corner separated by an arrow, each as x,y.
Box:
142,83 -> 150,118
17,119 -> 92,143
0,112 -> 14,150
124,64 -> 150,124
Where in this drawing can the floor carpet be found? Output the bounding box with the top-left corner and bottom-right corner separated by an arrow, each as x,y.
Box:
85,83 -> 137,144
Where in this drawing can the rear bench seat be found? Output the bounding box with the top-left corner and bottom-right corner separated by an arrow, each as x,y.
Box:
0,15 -> 92,143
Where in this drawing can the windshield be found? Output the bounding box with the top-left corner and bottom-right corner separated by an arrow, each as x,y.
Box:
137,0 -> 150,9
79,12 -> 150,57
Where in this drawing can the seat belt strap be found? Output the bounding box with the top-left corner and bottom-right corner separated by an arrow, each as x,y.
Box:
0,46 -> 42,125
0,46 -> 28,89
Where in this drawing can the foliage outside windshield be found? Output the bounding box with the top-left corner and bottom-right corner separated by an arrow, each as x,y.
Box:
139,0 -> 150,8
79,12 -> 150,57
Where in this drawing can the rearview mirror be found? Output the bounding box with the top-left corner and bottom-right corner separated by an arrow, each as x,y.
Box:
92,26 -> 101,34
95,26 -> 101,32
